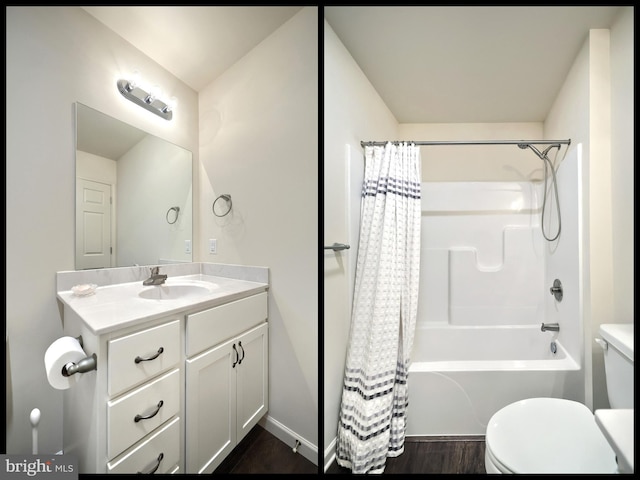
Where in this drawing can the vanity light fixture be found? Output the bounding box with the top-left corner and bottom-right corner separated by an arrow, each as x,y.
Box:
117,77 -> 173,120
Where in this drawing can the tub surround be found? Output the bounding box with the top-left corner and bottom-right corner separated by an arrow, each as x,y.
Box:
419,181 -> 545,328
406,324 -> 580,436
406,148 -> 586,438
57,263 -> 269,335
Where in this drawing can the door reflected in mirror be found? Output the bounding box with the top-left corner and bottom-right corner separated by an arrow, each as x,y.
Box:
75,103 -> 193,269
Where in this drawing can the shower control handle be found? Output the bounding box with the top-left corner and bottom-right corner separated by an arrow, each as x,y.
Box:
549,279 -> 563,302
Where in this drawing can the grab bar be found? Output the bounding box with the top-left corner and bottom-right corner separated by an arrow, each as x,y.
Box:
324,243 -> 350,251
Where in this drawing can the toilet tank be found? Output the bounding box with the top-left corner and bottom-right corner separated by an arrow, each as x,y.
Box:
598,323 -> 634,408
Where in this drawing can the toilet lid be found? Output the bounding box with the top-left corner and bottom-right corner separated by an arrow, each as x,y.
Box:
485,398 -> 618,474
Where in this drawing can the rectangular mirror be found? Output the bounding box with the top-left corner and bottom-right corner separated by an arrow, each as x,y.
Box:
75,103 -> 193,269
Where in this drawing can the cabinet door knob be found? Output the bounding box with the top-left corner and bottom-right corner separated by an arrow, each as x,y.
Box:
134,400 -> 164,422
135,347 -> 164,364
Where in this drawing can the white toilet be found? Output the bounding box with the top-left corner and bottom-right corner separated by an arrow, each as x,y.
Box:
484,323 -> 634,474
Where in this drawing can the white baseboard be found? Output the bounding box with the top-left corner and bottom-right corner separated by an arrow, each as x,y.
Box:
323,437 -> 337,472
258,415 -> 318,467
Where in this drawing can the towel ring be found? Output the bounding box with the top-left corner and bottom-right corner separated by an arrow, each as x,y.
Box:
166,206 -> 180,224
213,194 -> 232,217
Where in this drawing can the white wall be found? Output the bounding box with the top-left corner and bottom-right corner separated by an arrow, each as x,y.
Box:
544,36 -> 594,407
587,29 -> 614,410
117,135 -> 193,266
6,6 -> 199,454
544,19 -> 634,410
76,151 -> 118,185
398,123 -> 544,182
609,7 -> 634,328
197,7 -> 318,460
323,19 -> 399,469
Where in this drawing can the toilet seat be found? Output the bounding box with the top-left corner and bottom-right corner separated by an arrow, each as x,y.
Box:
485,441 -> 514,473
485,398 -> 618,474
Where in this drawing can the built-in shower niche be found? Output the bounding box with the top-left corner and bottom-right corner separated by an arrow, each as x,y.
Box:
418,181 -> 545,326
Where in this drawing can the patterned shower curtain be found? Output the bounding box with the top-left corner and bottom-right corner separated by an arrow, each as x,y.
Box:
335,142 -> 422,474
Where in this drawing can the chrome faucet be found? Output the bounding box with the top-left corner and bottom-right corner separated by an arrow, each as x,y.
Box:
143,266 -> 167,286
541,322 -> 560,332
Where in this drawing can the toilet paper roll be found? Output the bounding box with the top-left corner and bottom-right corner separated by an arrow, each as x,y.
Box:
44,336 -> 87,390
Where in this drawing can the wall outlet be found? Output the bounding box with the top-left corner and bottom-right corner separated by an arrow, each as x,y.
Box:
185,239 -> 192,254
209,238 -> 217,254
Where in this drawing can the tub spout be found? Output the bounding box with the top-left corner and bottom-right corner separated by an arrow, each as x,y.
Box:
541,323 -> 560,332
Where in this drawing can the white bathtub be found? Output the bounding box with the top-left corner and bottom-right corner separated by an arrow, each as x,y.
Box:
405,324 -> 581,436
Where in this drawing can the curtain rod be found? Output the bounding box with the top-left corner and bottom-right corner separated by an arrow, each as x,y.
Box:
360,139 -> 571,147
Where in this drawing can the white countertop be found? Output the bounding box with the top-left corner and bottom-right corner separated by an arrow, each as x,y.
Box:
57,274 -> 268,335
594,409 -> 634,474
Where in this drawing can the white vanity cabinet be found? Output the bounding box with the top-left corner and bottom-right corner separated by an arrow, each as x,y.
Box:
185,292 -> 269,474
58,269 -> 269,475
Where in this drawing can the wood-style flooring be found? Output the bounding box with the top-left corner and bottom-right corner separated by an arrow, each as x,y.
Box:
325,436 -> 487,474
212,426 -> 485,475
212,424 -> 319,474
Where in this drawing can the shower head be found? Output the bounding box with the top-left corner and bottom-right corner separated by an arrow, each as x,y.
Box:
517,143 -> 561,160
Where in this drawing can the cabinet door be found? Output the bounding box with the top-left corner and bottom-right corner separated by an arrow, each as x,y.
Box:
236,323 -> 268,442
185,337 -> 236,474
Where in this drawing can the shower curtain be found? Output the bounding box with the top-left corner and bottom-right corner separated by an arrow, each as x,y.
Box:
335,142 -> 421,474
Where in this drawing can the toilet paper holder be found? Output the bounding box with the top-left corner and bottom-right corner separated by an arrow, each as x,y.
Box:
61,336 -> 97,377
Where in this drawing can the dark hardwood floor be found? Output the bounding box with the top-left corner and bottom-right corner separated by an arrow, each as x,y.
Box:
325,436 -> 487,474
211,427 -> 485,475
212,424 -> 319,474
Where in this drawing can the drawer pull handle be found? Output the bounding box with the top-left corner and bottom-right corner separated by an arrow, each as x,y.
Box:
137,452 -> 164,474
238,341 -> 245,364
135,347 -> 164,364
232,344 -> 239,368
134,400 -> 164,423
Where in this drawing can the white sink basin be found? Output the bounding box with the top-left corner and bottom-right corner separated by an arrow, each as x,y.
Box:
139,283 -> 215,300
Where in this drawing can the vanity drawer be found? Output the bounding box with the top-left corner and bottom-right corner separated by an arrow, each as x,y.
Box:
107,368 -> 180,460
108,319 -> 180,396
107,416 -> 180,474
186,292 -> 267,356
